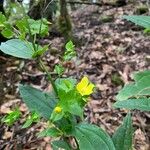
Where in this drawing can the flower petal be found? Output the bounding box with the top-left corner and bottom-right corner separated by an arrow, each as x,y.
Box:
76,76 -> 89,93
82,83 -> 95,96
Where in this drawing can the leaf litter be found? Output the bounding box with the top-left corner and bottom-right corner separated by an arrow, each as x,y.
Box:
0,1 -> 150,149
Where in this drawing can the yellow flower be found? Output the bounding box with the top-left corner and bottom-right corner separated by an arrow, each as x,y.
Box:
54,106 -> 62,113
76,76 -> 95,96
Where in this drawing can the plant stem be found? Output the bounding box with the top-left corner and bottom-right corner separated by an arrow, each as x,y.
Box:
37,0 -> 57,95
21,2 -> 57,95
21,3 -> 37,52
39,59 -> 58,95
36,0 -> 54,50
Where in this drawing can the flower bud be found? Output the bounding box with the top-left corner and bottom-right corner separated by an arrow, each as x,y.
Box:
54,106 -> 62,113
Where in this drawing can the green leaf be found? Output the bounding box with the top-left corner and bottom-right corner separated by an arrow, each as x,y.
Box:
72,123 -> 115,150
112,113 -> 133,150
123,15 -> 150,28
66,40 -> 75,51
114,98 -> 150,111
2,108 -> 21,126
37,127 -> 62,138
32,44 -> 49,58
55,77 -> 76,93
1,27 -> 13,38
64,40 -> 76,61
68,102 -> 83,118
52,140 -> 72,150
19,84 -> 57,119
0,39 -> 34,59
16,18 -> 28,38
144,28 -> 150,34
115,71 -> 150,111
22,112 -> 40,128
0,12 -> 6,24
22,119 -> 33,128
54,64 -> 64,76
54,78 -> 84,118
133,70 -> 150,81
50,110 -> 64,122
16,18 -> 27,32
0,24 -> 5,30
55,78 -> 84,117
28,18 -> 49,36
55,116 -> 76,134
116,75 -> 150,101
16,18 -> 49,36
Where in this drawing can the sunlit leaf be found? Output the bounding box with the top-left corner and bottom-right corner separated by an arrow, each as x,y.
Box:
63,40 -> 76,61
2,108 -> 21,126
54,64 -> 64,76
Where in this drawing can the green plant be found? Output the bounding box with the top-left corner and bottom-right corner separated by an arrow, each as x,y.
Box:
112,15 -> 150,150
2,107 -> 21,126
1,5 -> 150,150
114,15 -> 150,111
22,112 -> 40,128
123,15 -> 150,34
0,4 -> 118,149
114,70 -> 150,111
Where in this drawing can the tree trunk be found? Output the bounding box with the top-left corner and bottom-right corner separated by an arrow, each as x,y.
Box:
58,0 -> 72,42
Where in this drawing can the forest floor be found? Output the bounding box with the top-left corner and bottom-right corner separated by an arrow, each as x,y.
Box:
0,2 -> 150,150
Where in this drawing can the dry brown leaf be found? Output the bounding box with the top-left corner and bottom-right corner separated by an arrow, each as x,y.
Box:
3,131 -> 13,140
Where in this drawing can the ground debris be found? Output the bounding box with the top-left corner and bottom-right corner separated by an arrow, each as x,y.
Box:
0,1 -> 150,149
